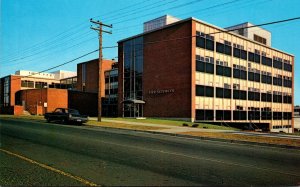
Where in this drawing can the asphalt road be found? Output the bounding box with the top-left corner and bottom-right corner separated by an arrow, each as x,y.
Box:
1,118 -> 300,186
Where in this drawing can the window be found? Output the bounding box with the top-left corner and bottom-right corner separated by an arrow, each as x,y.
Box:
248,52 -> 255,62
254,54 -> 261,63
196,110 -> 214,120
216,110 -> 231,120
233,48 -> 240,58
241,50 -> 247,60
216,42 -> 224,53
254,34 -> 267,45
216,87 -> 231,99
206,39 -> 214,51
206,63 -> 214,74
196,85 -> 214,97
224,45 -> 232,55
273,59 -> 282,69
196,31 -> 214,51
233,111 -> 247,120
284,63 -> 292,72
216,65 -> 231,77
196,60 -> 205,72
262,56 -> 272,67
248,72 -> 254,81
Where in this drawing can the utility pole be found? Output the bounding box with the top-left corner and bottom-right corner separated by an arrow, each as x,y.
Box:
90,19 -> 112,122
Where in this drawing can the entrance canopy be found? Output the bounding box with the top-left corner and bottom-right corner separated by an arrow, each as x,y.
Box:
122,99 -> 145,104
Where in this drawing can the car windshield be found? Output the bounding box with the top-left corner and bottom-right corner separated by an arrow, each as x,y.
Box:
68,109 -> 80,115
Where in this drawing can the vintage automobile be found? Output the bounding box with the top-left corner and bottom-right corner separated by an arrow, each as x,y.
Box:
44,108 -> 88,125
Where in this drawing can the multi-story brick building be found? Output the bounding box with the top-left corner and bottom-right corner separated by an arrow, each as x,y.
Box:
118,15 -> 294,132
76,58 -> 118,117
0,70 -> 76,114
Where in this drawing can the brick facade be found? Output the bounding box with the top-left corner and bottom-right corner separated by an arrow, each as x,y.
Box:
143,21 -> 193,119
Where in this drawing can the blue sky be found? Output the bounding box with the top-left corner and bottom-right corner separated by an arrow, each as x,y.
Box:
1,0 -> 300,104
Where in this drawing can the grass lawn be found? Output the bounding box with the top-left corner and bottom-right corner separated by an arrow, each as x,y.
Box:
103,117 -> 239,130
180,131 -> 300,147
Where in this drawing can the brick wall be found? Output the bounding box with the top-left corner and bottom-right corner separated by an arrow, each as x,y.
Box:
143,20 -> 193,119
18,88 -> 67,114
68,90 -> 97,116
77,59 -> 113,97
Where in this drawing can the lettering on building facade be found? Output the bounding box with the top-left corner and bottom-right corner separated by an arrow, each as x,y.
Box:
148,89 -> 175,95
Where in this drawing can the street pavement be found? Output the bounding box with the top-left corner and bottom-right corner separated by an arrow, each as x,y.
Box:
1,118 -> 300,186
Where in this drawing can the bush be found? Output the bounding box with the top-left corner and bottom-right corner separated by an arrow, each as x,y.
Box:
182,123 -> 189,127
192,124 -> 199,128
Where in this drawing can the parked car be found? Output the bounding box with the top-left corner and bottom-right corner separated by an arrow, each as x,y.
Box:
44,108 -> 88,125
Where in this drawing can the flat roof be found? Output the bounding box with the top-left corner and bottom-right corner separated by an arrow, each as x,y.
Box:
118,17 -> 294,57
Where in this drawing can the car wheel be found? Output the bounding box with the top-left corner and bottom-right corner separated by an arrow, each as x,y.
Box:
62,118 -> 67,124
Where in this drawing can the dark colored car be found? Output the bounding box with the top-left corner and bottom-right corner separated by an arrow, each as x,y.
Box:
44,108 -> 88,125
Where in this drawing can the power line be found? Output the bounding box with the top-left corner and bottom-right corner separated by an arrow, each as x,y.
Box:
10,46 -> 117,81
1,0 -> 157,61
112,0 -> 205,25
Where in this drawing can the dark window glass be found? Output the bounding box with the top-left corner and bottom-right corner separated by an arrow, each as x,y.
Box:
278,78 -> 282,86
273,77 -> 278,85
216,110 -> 231,120
206,86 -> 214,97
196,37 -> 205,48
216,65 -> 223,76
240,70 -> 247,80
196,60 -> 205,72
233,90 -> 239,99
267,93 -> 272,102
254,73 -> 260,82
262,75 -> 267,83
261,93 -> 266,101
206,110 -> 214,120
283,96 -> 288,103
262,56 -> 272,67
196,85 -> 204,96
248,72 -> 254,81
284,63 -> 292,72
206,39 -> 214,51
216,42 -> 224,53
240,90 -> 247,100
278,95 -> 282,103
206,63 -> 214,74
233,48 -> 240,58
254,54 -> 261,63
224,45 -> 232,55
241,50 -> 247,60
233,69 -> 240,79
196,110 -> 214,121
223,67 -> 231,77
248,52 -> 254,62
224,88 -> 231,99
196,110 -> 205,120
254,92 -> 260,101
233,111 -> 247,120
266,76 -> 272,84
248,91 -> 255,100
273,60 -> 282,69
234,90 -> 247,100
216,87 -> 223,98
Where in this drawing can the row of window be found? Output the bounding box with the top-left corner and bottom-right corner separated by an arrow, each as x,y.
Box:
196,32 -> 292,72
196,85 -> 292,103
196,60 -> 293,88
195,109 -> 293,121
